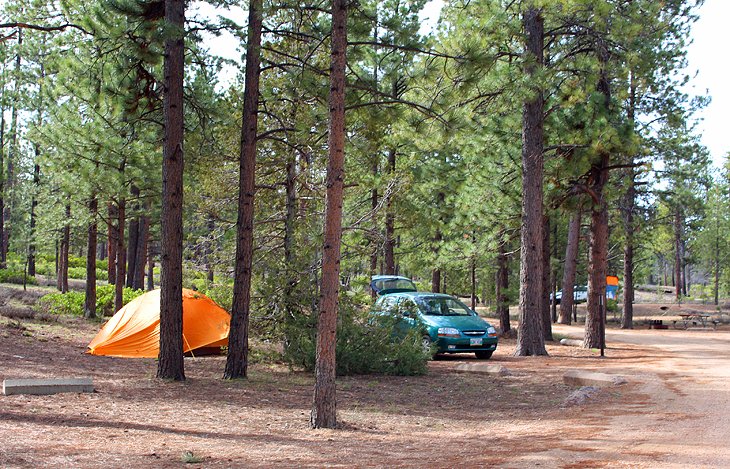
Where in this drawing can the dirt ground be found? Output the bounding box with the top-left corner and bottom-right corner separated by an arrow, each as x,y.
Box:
1,288 -> 729,468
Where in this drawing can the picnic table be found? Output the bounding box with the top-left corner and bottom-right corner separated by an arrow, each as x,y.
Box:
673,312 -> 717,329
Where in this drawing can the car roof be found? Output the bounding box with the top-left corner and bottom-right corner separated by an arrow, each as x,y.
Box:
371,275 -> 414,281
383,291 -> 455,299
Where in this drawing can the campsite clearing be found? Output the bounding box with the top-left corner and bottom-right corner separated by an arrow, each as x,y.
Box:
1,309 -> 729,467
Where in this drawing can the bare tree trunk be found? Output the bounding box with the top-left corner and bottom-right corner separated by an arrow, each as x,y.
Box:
674,209 -> 682,302
542,215 -> 552,341
0,103 -> 5,269
470,256 -> 477,309
58,203 -> 71,293
125,186 -> 140,288
3,32 -> 22,263
584,38 -> 611,350
115,198 -> 126,313
225,0 -> 263,381
515,7 -> 547,356
133,214 -> 149,290
559,210 -> 581,324
147,243 -> 155,291
27,163 -> 40,276
384,149 -> 396,275
204,216 -> 214,283
714,214 -> 720,305
496,238 -> 510,333
84,196 -> 98,319
621,72 -> 637,329
284,151 -> 299,309
311,0 -> 347,429
157,0 -> 186,382
369,157 -> 378,287
107,203 -> 117,285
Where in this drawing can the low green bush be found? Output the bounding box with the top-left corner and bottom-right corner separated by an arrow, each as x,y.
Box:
37,284 -> 144,317
282,306 -> 429,376
67,267 -> 109,281
0,268 -> 38,285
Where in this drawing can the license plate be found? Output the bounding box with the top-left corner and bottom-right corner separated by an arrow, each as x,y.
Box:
470,338 -> 482,346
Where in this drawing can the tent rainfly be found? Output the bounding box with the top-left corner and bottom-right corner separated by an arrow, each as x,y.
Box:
87,289 -> 230,358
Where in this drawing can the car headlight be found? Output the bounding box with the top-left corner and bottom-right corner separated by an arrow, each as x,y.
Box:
487,326 -> 498,337
437,327 -> 460,338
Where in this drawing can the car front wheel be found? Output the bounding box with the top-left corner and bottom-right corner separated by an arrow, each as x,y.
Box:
475,350 -> 493,360
422,335 -> 435,359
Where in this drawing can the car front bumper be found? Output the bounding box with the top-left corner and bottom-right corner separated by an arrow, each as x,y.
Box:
435,337 -> 498,354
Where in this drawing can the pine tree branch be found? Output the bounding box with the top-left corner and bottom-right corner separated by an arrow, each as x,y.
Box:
0,22 -> 91,36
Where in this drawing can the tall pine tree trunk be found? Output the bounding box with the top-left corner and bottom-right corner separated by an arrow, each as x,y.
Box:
284,151 -> 299,309
157,0 -> 186,381
541,215 -> 552,341
621,72 -> 637,329
559,209 -> 581,324
115,199 -> 126,313
311,0 -> 347,429
0,105 -> 5,270
133,213 -> 149,290
384,149 -> 396,274
3,31 -> 22,263
496,238 -> 510,333
515,7 -> 547,356
58,203 -> 71,293
107,203 -> 117,285
584,38 -> 611,349
225,0 -> 263,380
27,163 -> 40,276
126,186 -> 140,288
84,196 -> 98,319
674,209 -> 682,301
147,243 -> 155,291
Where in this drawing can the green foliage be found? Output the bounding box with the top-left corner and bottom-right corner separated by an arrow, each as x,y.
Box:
606,298 -> 618,313
0,268 -> 38,285
37,284 -> 144,317
283,305 -> 429,376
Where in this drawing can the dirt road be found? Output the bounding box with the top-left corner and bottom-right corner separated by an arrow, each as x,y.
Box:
547,324 -> 730,468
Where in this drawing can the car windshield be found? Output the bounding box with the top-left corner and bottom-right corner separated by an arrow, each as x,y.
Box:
417,296 -> 472,316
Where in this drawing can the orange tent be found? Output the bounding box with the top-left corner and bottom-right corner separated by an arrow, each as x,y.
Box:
87,289 -> 230,358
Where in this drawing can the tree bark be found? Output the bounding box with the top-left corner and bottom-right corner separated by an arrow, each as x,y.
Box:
284,150 -> 299,309
125,186 -> 140,288
225,0 -> 263,381
431,267 -> 441,293
133,214 -> 149,290
384,149 -> 396,275
714,213 -> 720,305
584,37 -> 611,350
541,215 -> 552,341
0,102 -> 5,269
311,0 -> 347,429
115,198 -> 126,313
496,239 -> 510,333
515,7 -> 547,356
157,0 -> 186,381
3,31 -> 21,263
84,196 -> 98,319
58,203 -> 71,293
27,163 -> 40,276
147,243 -> 155,291
674,208 -> 682,302
107,203 -> 117,285
621,174 -> 635,329
559,209 -> 581,324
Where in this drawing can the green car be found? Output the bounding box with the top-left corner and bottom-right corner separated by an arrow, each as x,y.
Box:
372,290 -> 499,359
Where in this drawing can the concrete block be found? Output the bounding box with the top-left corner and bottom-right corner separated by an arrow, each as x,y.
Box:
454,363 -> 510,376
563,370 -> 626,387
3,378 -> 94,396
560,338 -> 584,347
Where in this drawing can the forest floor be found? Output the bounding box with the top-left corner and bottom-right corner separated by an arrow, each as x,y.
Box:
1,284 -> 729,468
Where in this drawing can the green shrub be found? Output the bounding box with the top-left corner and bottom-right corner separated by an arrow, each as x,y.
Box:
37,284 -> 144,317
606,298 -> 618,313
66,267 -> 109,281
282,306 -> 429,376
0,268 -> 38,285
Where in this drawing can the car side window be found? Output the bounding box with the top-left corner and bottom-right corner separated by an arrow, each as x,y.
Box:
399,299 -> 418,316
379,296 -> 400,314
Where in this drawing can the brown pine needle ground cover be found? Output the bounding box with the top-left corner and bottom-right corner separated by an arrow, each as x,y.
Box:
2,290 -> 729,467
